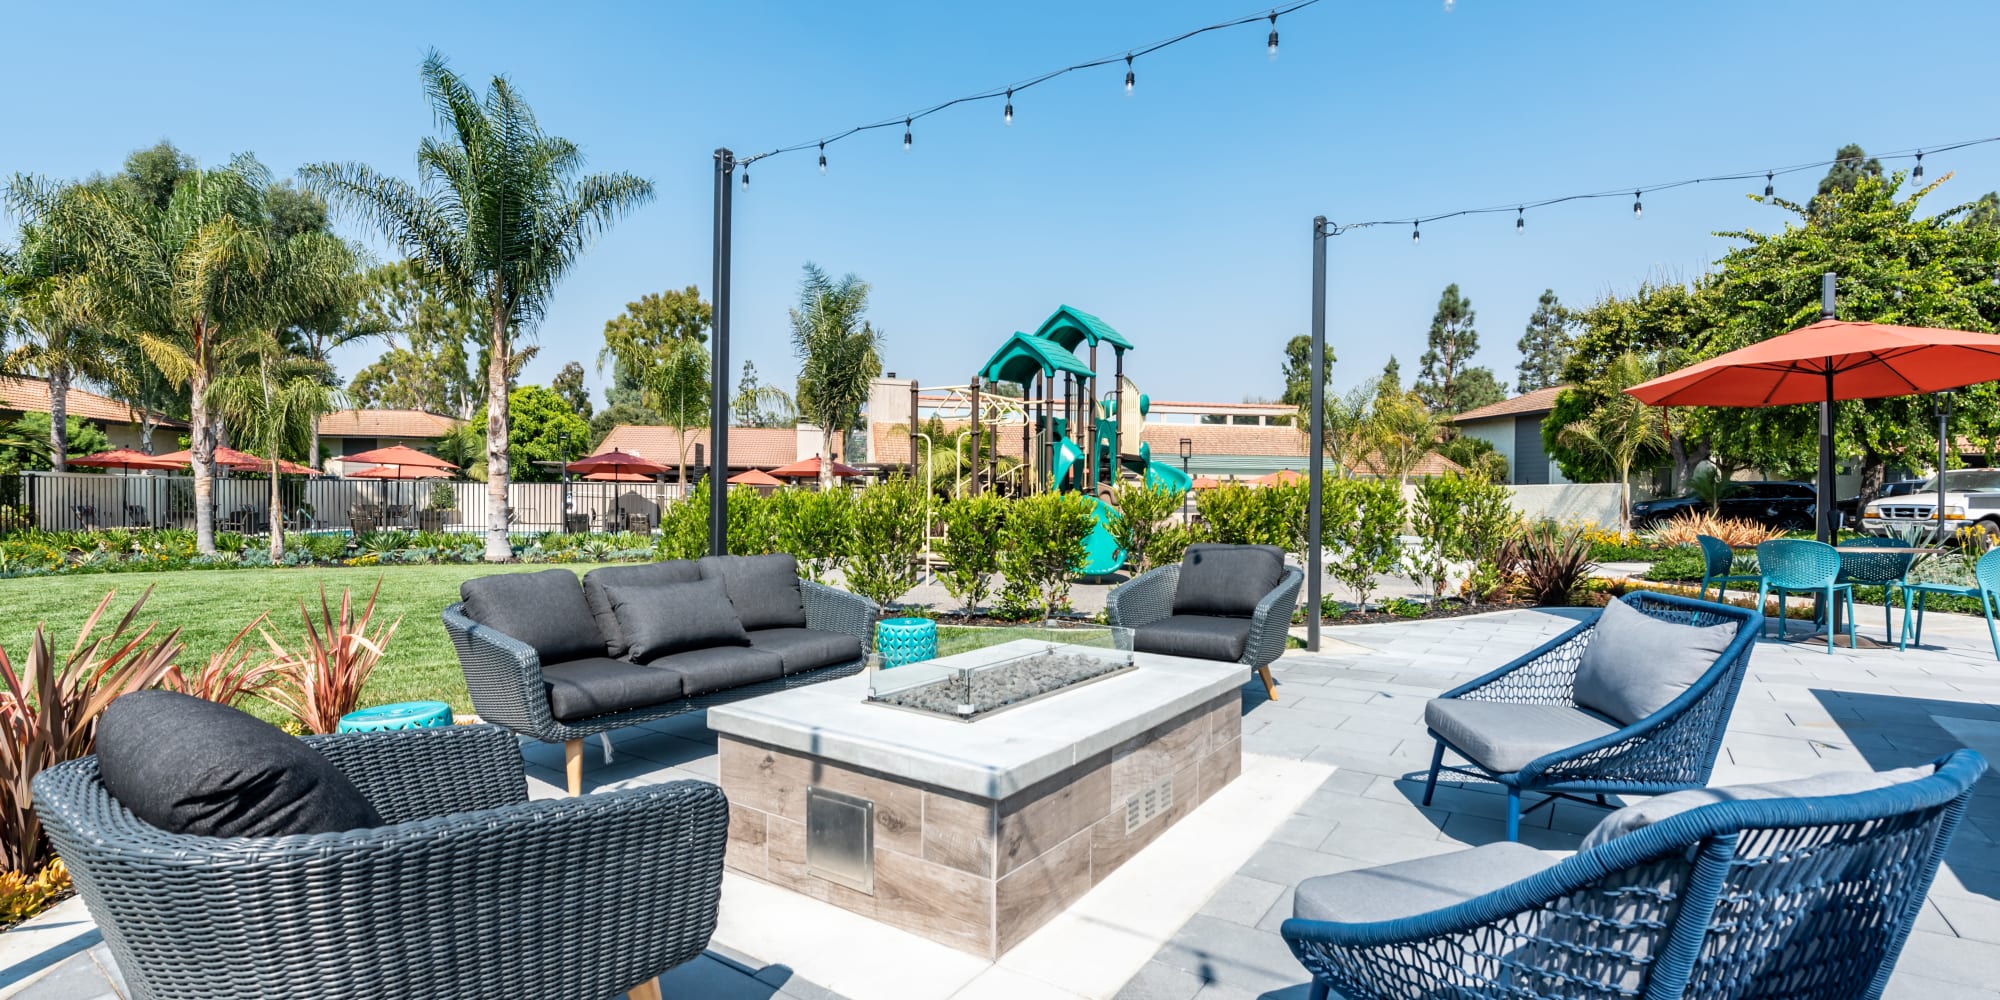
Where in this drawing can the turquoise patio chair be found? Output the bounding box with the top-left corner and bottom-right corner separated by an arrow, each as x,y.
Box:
1696,534 -> 1759,602
1755,539 -> 1853,654
1902,545 -> 2000,658
1837,536 -> 1916,646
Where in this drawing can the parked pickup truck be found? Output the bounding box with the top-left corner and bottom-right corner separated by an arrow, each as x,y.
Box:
1859,469 -> 2000,540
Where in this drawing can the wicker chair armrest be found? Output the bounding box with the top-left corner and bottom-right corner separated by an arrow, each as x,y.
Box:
1242,567 -> 1304,668
1107,565 -> 1180,629
442,602 -> 560,739
1440,616 -> 1596,706
802,579 -> 878,644
300,724 -> 527,823
35,762 -> 729,1000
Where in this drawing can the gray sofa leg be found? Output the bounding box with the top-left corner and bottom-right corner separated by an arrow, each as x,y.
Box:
566,738 -> 584,797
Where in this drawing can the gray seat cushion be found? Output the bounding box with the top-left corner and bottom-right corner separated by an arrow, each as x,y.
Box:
459,569 -> 602,665
1573,598 -> 1738,726
1294,840 -> 1559,923
1424,699 -> 1621,774
748,627 -> 864,675
1580,764 -> 1936,850
582,561 -> 702,658
608,578 -> 751,664
1172,544 -> 1286,618
652,646 -> 786,698
541,657 -> 687,722
1134,615 -> 1254,662
699,554 -> 809,630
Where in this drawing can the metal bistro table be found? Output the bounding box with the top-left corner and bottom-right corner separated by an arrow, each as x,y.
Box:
1822,545 -> 1943,649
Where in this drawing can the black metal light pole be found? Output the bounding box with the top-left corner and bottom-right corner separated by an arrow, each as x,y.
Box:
1177,436 -> 1192,477
1938,389 -> 1954,542
709,148 -> 735,556
557,428 -> 571,533
1817,272 -> 1836,544
1306,217 -> 1330,653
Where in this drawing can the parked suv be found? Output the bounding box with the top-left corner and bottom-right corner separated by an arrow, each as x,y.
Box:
1860,469 -> 2000,541
1836,479 -> 1926,529
1630,481 -> 1817,530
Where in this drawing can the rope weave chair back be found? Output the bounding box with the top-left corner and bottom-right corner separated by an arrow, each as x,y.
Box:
1757,539 -> 1841,590
1974,545 -> 2000,595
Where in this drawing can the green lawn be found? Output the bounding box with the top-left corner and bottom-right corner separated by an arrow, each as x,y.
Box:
0,564 -> 592,714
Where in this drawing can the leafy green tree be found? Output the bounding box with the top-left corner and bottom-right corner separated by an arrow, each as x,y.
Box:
644,338 -> 709,487
1320,477 -> 1402,611
1379,356 -> 1401,395
844,476 -> 926,609
1316,381 -> 1377,479
732,360 -> 794,428
770,486 -> 852,583
1556,281 -> 1712,483
207,355 -> 343,561
304,50 -> 654,562
114,141 -> 193,210
1455,474 -> 1521,604
551,360 -> 592,422
0,414 -> 106,472
1365,389 -> 1443,484
600,287 -> 710,364
1279,334 -> 1335,408
998,492 -> 1097,620
789,264 -> 883,488
1416,283 -> 1506,414
1435,434 -> 1507,481
1,213 -> 114,470
1515,289 -> 1574,392
502,385 -> 591,483
936,492 -> 1009,615
1410,474 -> 1468,602
1555,353 -> 1665,531
345,260 -> 484,418
1107,481 -> 1183,573
1815,143 -> 1882,201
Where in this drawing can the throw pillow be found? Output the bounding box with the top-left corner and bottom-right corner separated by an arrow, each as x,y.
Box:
459,569 -> 602,664
582,561 -> 703,658
698,554 -> 809,630
1581,765 -> 1936,850
612,577 -> 753,663
1172,544 -> 1286,618
1573,598 -> 1738,726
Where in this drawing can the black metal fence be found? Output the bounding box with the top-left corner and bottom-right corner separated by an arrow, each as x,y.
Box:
0,472 -> 694,536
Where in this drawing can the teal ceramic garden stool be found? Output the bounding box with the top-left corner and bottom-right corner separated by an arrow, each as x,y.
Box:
336,700 -> 453,733
875,617 -> 939,668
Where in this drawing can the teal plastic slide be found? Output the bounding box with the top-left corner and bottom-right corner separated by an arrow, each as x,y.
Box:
1079,496 -> 1123,576
1143,459 -> 1193,495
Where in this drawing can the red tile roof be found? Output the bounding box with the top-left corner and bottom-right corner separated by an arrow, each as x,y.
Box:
317,409 -> 463,439
0,375 -> 185,428
1450,385 -> 1568,423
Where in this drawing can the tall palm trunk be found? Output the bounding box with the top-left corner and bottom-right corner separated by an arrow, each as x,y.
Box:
46,362 -> 69,473
483,301 -> 511,562
820,425 -> 836,490
190,365 -> 216,555
268,458 -> 284,562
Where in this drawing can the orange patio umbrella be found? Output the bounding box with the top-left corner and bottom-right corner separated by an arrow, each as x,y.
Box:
727,468 -> 785,487
346,464 -> 452,480
66,448 -> 183,473
155,445 -> 266,471
1191,476 -> 1224,490
338,444 -> 458,470
565,449 -> 670,477
1252,468 -> 1305,487
583,470 -> 655,483
767,455 -> 863,480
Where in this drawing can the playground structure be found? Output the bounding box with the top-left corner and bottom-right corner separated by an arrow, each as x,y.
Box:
894,306 -> 1194,575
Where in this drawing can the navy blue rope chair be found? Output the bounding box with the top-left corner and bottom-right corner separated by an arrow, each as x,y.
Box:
1421,592 -> 1761,840
1284,749 -> 1985,1000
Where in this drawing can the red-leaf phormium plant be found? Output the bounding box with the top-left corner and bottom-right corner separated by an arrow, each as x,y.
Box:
261,580 -> 401,735
162,613 -> 284,709
0,588 -> 182,875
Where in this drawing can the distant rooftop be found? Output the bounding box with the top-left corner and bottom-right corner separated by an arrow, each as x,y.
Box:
0,374 -> 185,428
1451,385 -> 1569,423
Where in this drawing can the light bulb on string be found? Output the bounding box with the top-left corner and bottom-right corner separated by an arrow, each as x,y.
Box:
1515,208 -> 1524,235
1764,172 -> 1774,198
1004,89 -> 1013,125
1914,151 -> 1925,179
1411,222 -> 1421,246
1632,191 -> 1643,220
1124,54 -> 1135,95
1267,12 -> 1279,60
741,166 -> 749,190
818,143 -> 826,175
903,119 -> 912,152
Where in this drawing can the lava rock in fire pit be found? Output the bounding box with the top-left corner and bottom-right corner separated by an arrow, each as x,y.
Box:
874,647 -> 1131,720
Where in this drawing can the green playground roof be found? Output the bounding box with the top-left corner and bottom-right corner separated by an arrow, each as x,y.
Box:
979,331 -> 1096,385
1034,305 -> 1133,354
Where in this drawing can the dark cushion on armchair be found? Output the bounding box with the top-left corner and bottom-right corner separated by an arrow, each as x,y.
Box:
1134,615 -> 1255,662
610,578 -> 752,664
542,657 -> 687,721
1172,544 -> 1285,618
652,646 -> 786,697
95,690 -> 384,837
748,627 -> 865,675
582,561 -> 702,659
699,554 -> 809,630
460,569 -> 602,664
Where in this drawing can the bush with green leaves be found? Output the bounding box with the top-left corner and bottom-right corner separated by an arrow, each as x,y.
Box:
1195,483 -> 1298,549
427,482 -> 456,511
1107,482 -> 1184,573
1148,521 -> 1207,569
727,486 -> 776,555
654,483 -> 710,561
1409,475 -> 1467,602
770,487 -> 852,582
843,476 -> 927,609
1321,477 -> 1404,612
1000,492 -> 1097,620
936,492 -> 1008,615
1454,474 -> 1523,604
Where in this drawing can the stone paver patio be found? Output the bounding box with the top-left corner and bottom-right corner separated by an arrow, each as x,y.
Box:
9,605 -> 1998,999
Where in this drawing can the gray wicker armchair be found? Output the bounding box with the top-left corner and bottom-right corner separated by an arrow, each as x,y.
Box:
1107,543 -> 1303,701
32,724 -> 726,1000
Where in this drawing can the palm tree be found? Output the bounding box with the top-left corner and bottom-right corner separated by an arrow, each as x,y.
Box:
303,51 -> 653,561
207,354 -> 343,561
6,159 -> 354,554
1,214 -> 113,472
789,264 -> 883,489
1557,352 -> 1666,533
1366,389 -> 1444,484
646,337 -> 709,492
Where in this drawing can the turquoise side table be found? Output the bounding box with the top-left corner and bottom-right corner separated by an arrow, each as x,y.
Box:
875,617 -> 938,668
336,700 -> 453,734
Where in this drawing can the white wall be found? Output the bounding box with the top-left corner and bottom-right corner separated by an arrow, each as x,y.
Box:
1504,483 -> 1627,529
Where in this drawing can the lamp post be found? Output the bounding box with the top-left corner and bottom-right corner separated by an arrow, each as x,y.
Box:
1177,437 -> 1192,477
557,428 -> 571,533
1937,389 -> 1954,543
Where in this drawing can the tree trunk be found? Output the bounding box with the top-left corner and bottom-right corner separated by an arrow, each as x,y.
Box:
190,367 -> 216,555
484,305 -> 512,563
139,412 -> 155,453
309,426 -> 321,471
1618,460 -> 1633,535
268,458 -> 284,562
1858,449 -> 1887,515
1668,435 -> 1710,495
47,363 -> 69,473
821,426 -> 836,490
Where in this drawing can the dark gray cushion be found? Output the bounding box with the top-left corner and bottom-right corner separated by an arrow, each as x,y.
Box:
699,554 -> 809,631
610,578 -> 750,664
1580,765 -> 1935,850
459,569 -> 601,664
651,646 -> 786,697
747,627 -> 865,675
1134,615 -> 1254,662
1423,699 -> 1621,774
1293,841 -> 1558,923
95,690 -> 384,837
541,657 -> 687,721
1172,544 -> 1285,618
1574,598 -> 1738,726
582,561 -> 702,658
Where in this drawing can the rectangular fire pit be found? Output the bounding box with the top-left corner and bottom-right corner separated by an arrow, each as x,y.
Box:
709,640 -> 1245,958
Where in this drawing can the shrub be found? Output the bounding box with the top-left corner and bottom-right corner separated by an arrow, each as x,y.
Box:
937,493 -> 1009,615
1196,483 -> 1299,549
1149,521 -> 1206,569
654,483 -> 710,561
1409,475 -> 1468,602
1503,521 -> 1597,606
0,857 -> 68,926
727,486 -> 776,555
771,487 -> 851,582
261,580 -> 402,735
1321,477 -> 1404,612
1456,475 -> 1523,604
427,482 -> 456,511
1107,482 -> 1184,573
1000,492 -> 1098,620
1642,546 -> 1709,582
162,613 -> 283,708
0,589 -> 182,875
843,476 -> 927,609
1642,510 -> 1784,549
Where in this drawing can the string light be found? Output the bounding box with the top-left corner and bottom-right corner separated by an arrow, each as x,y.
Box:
1632,191 -> 1643,220
1515,207 -> 1524,234
1267,12 -> 1279,60
1411,222 -> 1420,246
741,165 -> 749,190
1914,150 -> 1925,179
1124,54 -> 1135,95
1004,88 -> 1013,125
903,118 -> 912,152
818,142 -> 827,175
1764,172 -> 1774,197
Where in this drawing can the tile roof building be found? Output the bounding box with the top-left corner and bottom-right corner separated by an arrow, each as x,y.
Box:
316,409 -> 465,477
594,425 -> 842,477
1449,385 -> 1570,485
0,374 -> 185,452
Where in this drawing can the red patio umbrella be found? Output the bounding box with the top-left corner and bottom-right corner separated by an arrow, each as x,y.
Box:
1252,469 -> 1305,487
767,456 -> 863,480
338,444 -> 458,470
155,445 -> 266,471
727,468 -> 785,487
565,449 -> 670,477
67,448 -> 183,473
583,470 -> 654,483
345,464 -> 452,480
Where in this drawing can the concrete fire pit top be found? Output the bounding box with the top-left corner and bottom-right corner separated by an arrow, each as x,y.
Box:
706,640 -> 1247,798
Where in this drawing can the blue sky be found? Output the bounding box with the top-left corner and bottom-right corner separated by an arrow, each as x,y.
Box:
9,1 -> 2000,407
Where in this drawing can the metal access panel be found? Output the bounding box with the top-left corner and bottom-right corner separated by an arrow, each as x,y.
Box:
806,786 -> 875,894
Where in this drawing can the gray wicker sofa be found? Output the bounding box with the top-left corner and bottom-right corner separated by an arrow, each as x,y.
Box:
444,553 -> 877,794
1106,543 -> 1303,701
